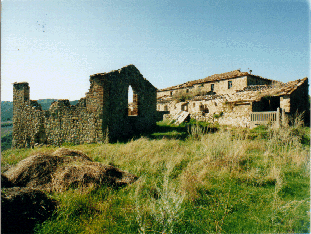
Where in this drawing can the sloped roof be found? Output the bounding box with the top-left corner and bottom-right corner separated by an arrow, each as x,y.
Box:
225,77 -> 308,103
159,70 -> 272,91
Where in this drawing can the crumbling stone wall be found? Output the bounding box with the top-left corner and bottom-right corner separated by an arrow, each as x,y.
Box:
91,65 -> 157,141
13,65 -> 157,148
13,83 -> 45,148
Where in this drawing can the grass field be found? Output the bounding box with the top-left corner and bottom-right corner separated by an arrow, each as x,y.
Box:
1,121 -> 310,233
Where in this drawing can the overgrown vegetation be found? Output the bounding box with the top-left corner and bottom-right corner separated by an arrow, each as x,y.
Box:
213,111 -> 224,119
1,121 -> 309,233
172,88 -> 207,102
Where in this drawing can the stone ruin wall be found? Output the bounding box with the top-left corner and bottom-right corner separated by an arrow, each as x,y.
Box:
13,80 -> 105,148
95,65 -> 157,141
13,65 -> 157,148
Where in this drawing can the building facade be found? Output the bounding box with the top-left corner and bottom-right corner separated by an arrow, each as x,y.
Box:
157,70 -> 309,127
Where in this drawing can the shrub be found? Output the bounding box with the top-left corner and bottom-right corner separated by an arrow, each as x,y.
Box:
172,90 -> 192,102
213,112 -> 223,119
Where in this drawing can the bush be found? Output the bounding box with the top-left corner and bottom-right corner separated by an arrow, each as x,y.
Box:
172,90 -> 193,102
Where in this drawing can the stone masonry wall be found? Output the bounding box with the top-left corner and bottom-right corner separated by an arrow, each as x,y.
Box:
281,78 -> 309,124
93,65 -> 157,141
157,75 -> 273,99
158,76 -> 248,98
247,76 -> 272,86
13,65 -> 157,148
160,97 -> 252,127
13,81 -> 105,148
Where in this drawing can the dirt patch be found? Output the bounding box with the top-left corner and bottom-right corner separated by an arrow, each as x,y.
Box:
4,148 -> 138,192
1,173 -> 14,188
1,187 -> 57,234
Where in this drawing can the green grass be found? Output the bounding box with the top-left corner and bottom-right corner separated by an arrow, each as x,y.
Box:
2,122 -> 310,233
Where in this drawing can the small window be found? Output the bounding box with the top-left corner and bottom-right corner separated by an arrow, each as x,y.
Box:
186,89 -> 189,93
211,84 -> 214,91
181,104 -> 188,111
203,105 -> 209,113
228,81 -> 232,89
170,91 -> 173,96
193,103 -> 195,107
200,104 -> 209,113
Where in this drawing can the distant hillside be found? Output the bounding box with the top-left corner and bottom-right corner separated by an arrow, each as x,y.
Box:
1,99 -> 79,122
37,99 -> 58,110
1,101 -> 13,122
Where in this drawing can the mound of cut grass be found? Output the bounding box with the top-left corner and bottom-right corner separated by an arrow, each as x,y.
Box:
4,148 -> 138,192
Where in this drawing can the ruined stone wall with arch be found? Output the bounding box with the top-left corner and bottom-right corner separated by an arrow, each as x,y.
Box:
12,65 -> 157,148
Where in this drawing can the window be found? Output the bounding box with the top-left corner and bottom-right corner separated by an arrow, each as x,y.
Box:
186,89 -> 189,93
181,104 -> 188,111
170,91 -> 173,96
128,85 -> 138,116
228,81 -> 232,89
211,84 -> 214,91
200,104 -> 209,113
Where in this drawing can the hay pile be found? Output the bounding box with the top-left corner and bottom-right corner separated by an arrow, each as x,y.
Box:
4,148 -> 138,192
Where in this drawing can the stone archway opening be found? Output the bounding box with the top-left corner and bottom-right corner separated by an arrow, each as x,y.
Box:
128,85 -> 138,116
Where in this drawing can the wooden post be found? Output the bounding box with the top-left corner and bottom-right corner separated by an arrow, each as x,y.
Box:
276,107 -> 280,128
281,108 -> 286,127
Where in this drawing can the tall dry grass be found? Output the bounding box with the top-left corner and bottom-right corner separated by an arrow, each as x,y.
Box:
2,120 -> 309,233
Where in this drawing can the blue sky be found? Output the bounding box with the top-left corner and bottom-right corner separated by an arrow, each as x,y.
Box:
1,0 -> 310,101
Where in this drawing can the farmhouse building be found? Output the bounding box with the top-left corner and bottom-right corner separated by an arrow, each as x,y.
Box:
13,65 -> 157,148
157,70 -> 309,127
